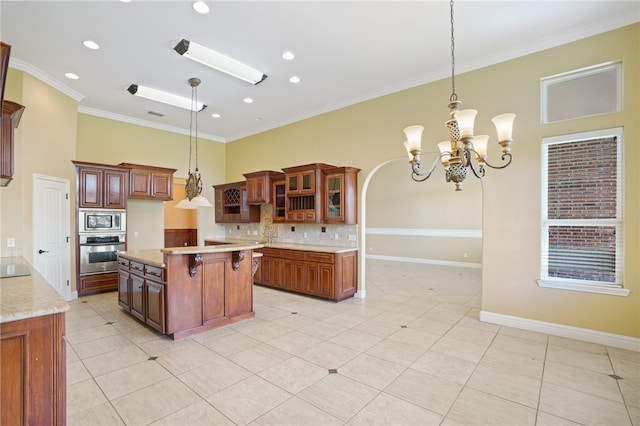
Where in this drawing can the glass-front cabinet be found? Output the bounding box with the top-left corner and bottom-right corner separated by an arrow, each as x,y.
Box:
272,177 -> 286,222
323,166 -> 360,224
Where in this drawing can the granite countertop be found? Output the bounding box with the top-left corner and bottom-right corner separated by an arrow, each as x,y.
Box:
0,257 -> 70,323
205,238 -> 358,254
118,249 -> 166,267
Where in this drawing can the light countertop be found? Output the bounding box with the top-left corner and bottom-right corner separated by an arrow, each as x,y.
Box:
0,257 -> 70,323
205,238 -> 358,254
119,242 -> 265,267
118,249 -> 166,267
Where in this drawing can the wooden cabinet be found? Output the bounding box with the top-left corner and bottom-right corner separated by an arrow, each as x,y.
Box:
118,259 -> 166,333
1,100 -> 25,186
213,181 -> 260,223
243,170 -> 284,204
323,166 -> 360,224
73,161 -> 128,209
282,163 -> 334,223
272,177 -> 286,222
119,163 -> 176,201
256,248 -> 357,301
78,271 -> 118,297
0,312 -> 66,426
164,228 -> 197,247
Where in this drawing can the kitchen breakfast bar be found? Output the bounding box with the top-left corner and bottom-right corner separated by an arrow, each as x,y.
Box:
117,241 -> 263,340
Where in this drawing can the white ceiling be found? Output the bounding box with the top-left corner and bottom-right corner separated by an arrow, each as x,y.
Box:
1,1 -> 638,143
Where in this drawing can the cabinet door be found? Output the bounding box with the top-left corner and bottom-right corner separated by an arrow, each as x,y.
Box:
130,274 -> 145,322
145,280 -> 165,333
318,264 -> 335,298
117,269 -> 130,310
104,170 -> 127,209
325,174 -> 344,223
202,258 -> 225,323
78,168 -> 103,208
272,179 -> 286,222
128,169 -> 152,198
246,177 -> 266,204
214,188 -> 224,222
151,172 -> 172,200
306,262 -> 319,295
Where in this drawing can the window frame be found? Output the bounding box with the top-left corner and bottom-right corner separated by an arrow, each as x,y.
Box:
539,127 -> 627,296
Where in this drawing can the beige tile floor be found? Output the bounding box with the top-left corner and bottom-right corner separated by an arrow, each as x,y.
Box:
66,260 -> 639,425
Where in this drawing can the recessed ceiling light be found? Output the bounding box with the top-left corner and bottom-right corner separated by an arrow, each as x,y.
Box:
282,51 -> 295,61
243,97 -> 254,104
83,40 -> 100,50
256,117 -> 263,121
65,73 -> 79,80
211,113 -> 221,118
192,1 -> 209,14
289,76 -> 301,84
120,0 -> 132,3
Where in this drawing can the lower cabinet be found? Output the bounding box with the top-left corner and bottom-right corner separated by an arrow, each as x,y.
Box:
256,248 -> 357,301
118,259 -> 166,333
78,272 -> 117,296
0,312 -> 66,425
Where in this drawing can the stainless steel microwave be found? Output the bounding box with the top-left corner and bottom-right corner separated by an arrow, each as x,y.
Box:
78,209 -> 126,233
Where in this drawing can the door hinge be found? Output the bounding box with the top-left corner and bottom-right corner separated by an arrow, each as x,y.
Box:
67,280 -> 70,287
66,236 -> 70,243
66,193 -> 69,200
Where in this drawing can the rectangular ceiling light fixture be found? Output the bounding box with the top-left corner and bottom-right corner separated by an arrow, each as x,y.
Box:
174,39 -> 267,85
127,84 -> 206,111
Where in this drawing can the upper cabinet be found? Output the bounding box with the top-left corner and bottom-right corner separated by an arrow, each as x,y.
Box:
243,170 -> 284,205
213,181 -> 260,223
271,176 -> 286,223
73,161 -> 128,209
323,166 -> 360,224
119,163 -> 176,201
1,101 -> 24,187
282,163 -> 334,223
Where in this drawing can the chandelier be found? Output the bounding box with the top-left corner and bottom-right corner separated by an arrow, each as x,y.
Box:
403,0 -> 516,191
175,77 -> 213,209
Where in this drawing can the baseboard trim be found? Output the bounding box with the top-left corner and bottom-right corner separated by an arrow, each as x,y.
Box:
366,254 -> 482,269
480,310 -> 640,352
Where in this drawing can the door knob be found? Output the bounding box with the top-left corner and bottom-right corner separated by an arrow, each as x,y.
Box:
38,249 -> 49,254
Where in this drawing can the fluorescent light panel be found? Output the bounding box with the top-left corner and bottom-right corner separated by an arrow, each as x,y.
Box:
127,84 -> 206,111
174,39 -> 267,85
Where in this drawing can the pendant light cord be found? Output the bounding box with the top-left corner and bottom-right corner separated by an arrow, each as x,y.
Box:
449,0 -> 457,102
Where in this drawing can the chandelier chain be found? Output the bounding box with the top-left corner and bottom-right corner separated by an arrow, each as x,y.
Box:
449,0 -> 457,102
188,86 -> 194,173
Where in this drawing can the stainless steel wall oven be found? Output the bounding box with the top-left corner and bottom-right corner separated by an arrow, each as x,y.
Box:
79,234 -> 125,274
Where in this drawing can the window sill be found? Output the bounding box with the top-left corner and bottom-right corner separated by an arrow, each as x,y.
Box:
537,279 -> 630,296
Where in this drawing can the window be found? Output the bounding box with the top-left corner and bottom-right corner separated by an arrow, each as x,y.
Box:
540,128 -> 627,296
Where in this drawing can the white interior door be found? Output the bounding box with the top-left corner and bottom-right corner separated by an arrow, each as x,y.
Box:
33,174 -> 71,300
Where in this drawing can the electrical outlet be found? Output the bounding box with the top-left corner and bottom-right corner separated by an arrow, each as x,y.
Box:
334,233 -> 339,240
303,232 -> 308,239
348,234 -> 356,241
6,237 -> 15,247
134,231 -> 139,238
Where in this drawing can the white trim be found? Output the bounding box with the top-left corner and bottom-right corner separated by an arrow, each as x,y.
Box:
367,254 -> 482,269
354,290 -> 367,299
537,279 -> 629,297
480,310 -> 640,352
366,228 -> 482,238
69,291 -> 78,300
10,58 -> 84,102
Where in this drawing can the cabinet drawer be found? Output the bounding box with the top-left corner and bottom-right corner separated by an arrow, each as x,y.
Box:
281,249 -> 305,260
261,248 -> 282,257
145,265 -> 165,282
118,257 -> 130,268
130,261 -> 144,274
306,252 -> 334,263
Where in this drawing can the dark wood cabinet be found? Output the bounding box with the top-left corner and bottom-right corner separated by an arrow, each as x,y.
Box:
73,161 -> 128,209
0,312 -> 66,426
1,100 -> 25,186
282,163 -> 335,224
78,272 -> 118,297
119,163 -> 176,201
272,177 -> 286,222
213,181 -> 260,223
256,248 -> 357,301
243,170 -> 284,204
118,259 -> 166,333
164,228 -> 197,247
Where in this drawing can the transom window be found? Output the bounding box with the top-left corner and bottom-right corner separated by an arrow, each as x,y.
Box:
539,128 -> 626,296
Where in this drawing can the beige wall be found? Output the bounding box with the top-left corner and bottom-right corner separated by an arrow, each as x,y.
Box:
1,24 -> 637,338
224,24 -> 639,338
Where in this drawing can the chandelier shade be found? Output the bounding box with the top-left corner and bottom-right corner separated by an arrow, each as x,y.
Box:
402,0 -> 515,191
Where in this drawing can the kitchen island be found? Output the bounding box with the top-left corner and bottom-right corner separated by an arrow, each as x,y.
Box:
117,241 -> 263,340
0,257 -> 69,426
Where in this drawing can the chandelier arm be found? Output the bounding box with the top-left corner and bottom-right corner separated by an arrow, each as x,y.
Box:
411,152 -> 449,182
481,152 -> 513,170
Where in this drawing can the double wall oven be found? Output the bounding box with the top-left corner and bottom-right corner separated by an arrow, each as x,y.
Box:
78,209 -> 126,275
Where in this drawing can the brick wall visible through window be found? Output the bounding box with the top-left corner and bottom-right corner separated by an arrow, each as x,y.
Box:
541,129 -> 623,287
